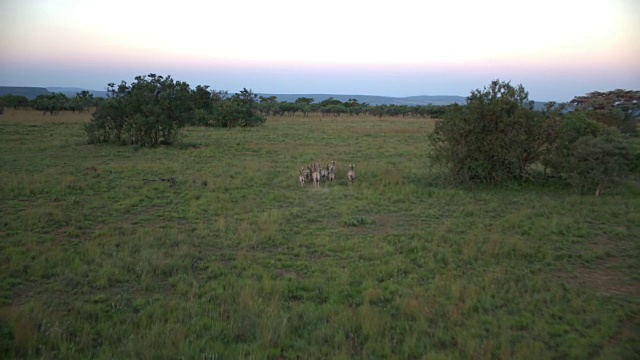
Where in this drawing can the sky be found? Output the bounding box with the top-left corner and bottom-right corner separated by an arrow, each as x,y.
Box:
1,0 -> 639,102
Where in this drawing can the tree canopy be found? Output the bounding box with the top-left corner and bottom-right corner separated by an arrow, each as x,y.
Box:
570,90 -> 640,134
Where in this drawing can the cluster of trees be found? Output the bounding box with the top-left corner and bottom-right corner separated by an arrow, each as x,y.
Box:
429,80 -> 639,195
82,73 -> 453,146
0,91 -> 100,115
255,96 -> 450,118
85,74 -> 266,145
1,89 -> 450,120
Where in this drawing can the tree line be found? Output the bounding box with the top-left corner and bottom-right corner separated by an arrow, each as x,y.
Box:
0,90 -> 103,115
0,83 -> 451,121
254,96 -> 451,119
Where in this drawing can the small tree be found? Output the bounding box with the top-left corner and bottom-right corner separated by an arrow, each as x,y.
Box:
319,97 -> 342,107
428,80 -> 547,184
258,95 -> 278,116
190,85 -> 227,126
32,93 -> 70,115
295,97 -> 314,105
216,88 -> 265,128
75,90 -> 96,110
0,95 -> 29,110
278,102 -> 301,116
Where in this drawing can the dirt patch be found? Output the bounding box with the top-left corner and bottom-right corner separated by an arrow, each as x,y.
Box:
596,315 -> 640,358
274,269 -> 303,280
562,234 -> 640,298
342,213 -> 411,235
565,268 -> 640,297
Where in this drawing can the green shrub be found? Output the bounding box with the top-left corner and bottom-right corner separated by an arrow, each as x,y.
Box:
428,80 -> 546,184
562,135 -> 634,195
189,88 -> 265,128
541,112 -> 610,175
85,74 -> 193,146
217,89 -> 265,128
541,112 -> 636,195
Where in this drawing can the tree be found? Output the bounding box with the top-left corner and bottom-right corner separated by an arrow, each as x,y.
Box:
0,95 -> 29,110
570,89 -> 640,134
295,97 -> 314,105
278,102 -> 300,116
344,98 -> 360,108
192,85 -> 213,111
367,105 -> 387,118
74,90 -> 96,110
319,97 -> 342,107
428,79 -> 547,184
327,105 -> 347,117
190,85 -> 227,126
216,88 -> 265,128
32,93 -> 70,115
258,95 -> 278,116
68,98 -> 85,113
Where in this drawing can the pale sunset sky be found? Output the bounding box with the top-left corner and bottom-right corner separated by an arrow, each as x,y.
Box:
1,0 -> 639,101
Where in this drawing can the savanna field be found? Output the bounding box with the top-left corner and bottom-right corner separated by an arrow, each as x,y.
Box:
1,109 -> 639,359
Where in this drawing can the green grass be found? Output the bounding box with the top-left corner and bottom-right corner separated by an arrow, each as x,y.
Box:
1,109 -> 639,359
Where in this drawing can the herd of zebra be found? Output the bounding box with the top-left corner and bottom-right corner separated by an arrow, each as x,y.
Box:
298,161 -> 356,187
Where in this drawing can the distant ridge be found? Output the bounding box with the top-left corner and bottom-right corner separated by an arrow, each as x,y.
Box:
46,87 -> 86,92
0,86 -> 50,99
258,94 -> 466,106
45,87 -> 109,98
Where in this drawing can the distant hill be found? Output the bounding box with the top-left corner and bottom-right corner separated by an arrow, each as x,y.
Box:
45,87 -> 109,98
0,86 -> 108,99
46,87 -> 86,92
0,86 -> 50,99
258,94 -> 466,106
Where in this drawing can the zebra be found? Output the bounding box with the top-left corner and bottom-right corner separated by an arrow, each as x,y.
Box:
328,161 -> 336,184
311,163 -> 321,187
348,164 -> 356,184
299,167 -> 306,187
301,165 -> 311,181
319,162 -> 329,182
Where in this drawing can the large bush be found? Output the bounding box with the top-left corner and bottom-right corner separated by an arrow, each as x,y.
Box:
540,111 -> 609,175
541,111 -> 635,195
427,80 -> 638,195
428,80 -> 548,184
85,74 -> 193,145
563,135 -> 634,195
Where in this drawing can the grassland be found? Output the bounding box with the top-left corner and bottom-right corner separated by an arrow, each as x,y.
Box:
0,109 -> 639,359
